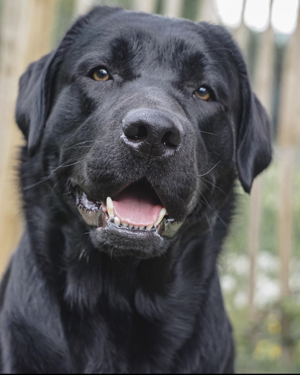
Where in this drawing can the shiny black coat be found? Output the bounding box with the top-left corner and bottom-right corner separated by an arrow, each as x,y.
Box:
0,6 -> 271,373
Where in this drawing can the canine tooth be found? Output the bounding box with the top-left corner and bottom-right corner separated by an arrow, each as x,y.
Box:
114,217 -> 120,226
106,197 -> 114,218
154,208 -> 167,227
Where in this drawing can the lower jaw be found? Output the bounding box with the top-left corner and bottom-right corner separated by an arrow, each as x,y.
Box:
74,189 -> 184,257
89,222 -> 169,258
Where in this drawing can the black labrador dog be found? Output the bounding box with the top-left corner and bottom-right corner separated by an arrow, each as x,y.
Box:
0,6 -> 272,373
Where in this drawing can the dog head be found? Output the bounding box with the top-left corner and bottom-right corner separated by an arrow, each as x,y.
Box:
16,6 -> 272,258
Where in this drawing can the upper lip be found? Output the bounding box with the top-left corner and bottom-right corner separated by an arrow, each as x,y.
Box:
71,177 -> 167,214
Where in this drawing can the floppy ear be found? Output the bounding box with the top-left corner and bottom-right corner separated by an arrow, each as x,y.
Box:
236,72 -> 272,193
201,23 -> 272,194
16,51 -> 57,156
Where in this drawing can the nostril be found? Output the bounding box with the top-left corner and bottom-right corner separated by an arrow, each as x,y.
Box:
122,110 -> 183,157
124,122 -> 148,142
161,131 -> 181,149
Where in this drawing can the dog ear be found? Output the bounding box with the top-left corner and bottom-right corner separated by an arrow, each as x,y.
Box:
236,65 -> 272,193
16,51 -> 58,156
204,23 -> 272,193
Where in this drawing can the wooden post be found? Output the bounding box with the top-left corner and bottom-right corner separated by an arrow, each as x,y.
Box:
233,0 -> 249,63
163,0 -> 183,17
75,0 -> 95,16
277,2 -> 300,362
196,0 -> 218,23
278,2 -> 300,298
247,178 -> 263,321
132,0 -> 157,13
0,0 -> 57,276
247,7 -> 275,321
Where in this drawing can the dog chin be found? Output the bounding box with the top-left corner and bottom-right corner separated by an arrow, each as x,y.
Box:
89,224 -> 170,259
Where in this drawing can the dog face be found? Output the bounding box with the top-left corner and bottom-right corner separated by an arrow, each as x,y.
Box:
16,7 -> 271,258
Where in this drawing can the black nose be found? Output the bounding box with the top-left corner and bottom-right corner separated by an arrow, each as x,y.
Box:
121,109 -> 182,157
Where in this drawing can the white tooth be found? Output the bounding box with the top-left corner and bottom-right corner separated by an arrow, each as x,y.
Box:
154,207 -> 167,227
141,226 -> 146,230
146,225 -> 152,231
134,225 -> 139,229
123,222 -> 129,227
114,217 -> 120,226
106,197 -> 114,218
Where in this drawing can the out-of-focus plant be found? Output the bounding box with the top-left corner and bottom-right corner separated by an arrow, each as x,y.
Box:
220,157 -> 300,373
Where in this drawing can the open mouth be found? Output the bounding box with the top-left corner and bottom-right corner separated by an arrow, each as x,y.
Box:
74,179 -> 183,238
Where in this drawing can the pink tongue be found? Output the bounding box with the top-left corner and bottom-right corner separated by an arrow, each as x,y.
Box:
113,186 -> 163,226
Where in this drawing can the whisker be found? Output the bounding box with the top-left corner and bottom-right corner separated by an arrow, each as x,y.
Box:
22,157 -> 85,192
199,179 -> 213,193
201,178 -> 226,195
22,177 -> 50,192
196,188 -> 212,209
63,141 -> 94,152
50,158 -> 85,174
205,213 -> 213,233
197,160 -> 221,178
199,130 -> 217,136
196,187 -> 228,229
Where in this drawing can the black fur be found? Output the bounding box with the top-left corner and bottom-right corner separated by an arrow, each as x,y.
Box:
0,7 -> 272,373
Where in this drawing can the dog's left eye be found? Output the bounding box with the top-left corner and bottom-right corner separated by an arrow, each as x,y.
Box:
92,67 -> 111,82
194,87 -> 213,101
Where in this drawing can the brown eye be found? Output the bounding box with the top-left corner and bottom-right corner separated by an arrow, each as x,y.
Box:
93,68 -> 110,82
195,87 -> 212,101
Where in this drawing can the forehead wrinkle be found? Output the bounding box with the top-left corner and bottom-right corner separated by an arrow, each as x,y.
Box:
109,34 -> 147,64
158,36 -> 207,67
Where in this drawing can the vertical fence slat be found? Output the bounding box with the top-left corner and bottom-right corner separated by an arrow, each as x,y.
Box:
233,0 -> 249,62
163,0 -> 183,17
132,0 -> 157,13
278,2 -> 300,296
277,1 -> 300,362
75,0 -> 96,16
0,0 -> 28,276
0,0 -> 57,276
248,178 -> 262,320
247,6 -> 275,320
278,151 -> 293,298
197,0 -> 218,22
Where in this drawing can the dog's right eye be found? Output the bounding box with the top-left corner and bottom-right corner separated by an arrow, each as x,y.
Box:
92,67 -> 110,82
194,86 -> 213,101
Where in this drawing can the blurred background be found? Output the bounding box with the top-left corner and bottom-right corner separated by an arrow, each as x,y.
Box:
0,0 -> 299,372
